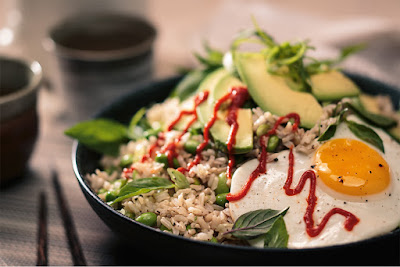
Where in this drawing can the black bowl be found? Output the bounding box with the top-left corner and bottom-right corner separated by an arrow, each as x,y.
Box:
73,74 -> 400,265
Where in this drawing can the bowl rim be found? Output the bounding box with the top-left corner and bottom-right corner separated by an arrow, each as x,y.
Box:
0,55 -> 42,105
44,12 -> 157,62
72,73 -> 400,254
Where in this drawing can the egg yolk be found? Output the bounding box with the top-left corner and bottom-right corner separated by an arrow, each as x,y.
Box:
314,138 -> 390,196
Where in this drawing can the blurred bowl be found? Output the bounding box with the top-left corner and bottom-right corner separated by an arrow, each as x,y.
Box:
0,56 -> 42,184
43,13 -> 157,120
72,74 -> 399,265
44,13 -> 156,61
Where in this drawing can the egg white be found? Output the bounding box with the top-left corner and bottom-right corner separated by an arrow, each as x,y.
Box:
229,115 -> 400,248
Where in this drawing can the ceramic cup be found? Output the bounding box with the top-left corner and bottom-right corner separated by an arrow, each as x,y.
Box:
43,13 -> 156,121
0,56 -> 42,184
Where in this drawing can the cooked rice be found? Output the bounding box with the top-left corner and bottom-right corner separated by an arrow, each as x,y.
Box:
86,94 -> 398,244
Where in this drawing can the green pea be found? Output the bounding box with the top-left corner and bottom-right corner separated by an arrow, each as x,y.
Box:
105,191 -> 117,202
256,124 -> 271,137
189,127 -> 202,136
215,193 -> 228,207
267,135 -> 280,152
135,212 -> 157,227
215,173 -> 229,195
124,211 -> 135,219
119,154 -> 134,168
184,139 -> 201,154
155,153 -> 180,168
192,177 -> 201,185
160,224 -> 172,232
144,127 -> 162,139
210,237 -> 218,243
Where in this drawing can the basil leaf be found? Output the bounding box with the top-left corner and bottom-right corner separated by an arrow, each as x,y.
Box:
347,101 -> 397,128
112,177 -> 175,204
264,216 -> 289,248
226,208 -> 289,239
65,119 -> 128,156
318,108 -> 347,141
167,168 -> 190,189
346,120 -> 385,153
318,123 -> 338,142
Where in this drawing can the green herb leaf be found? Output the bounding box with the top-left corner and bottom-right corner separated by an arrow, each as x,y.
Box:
127,107 -> 147,140
226,208 -> 289,239
194,41 -> 224,68
346,120 -> 385,153
346,100 -> 397,128
263,216 -> 289,248
318,108 -> 347,141
167,168 -> 190,189
64,119 -> 128,156
112,177 -> 175,204
169,69 -> 210,101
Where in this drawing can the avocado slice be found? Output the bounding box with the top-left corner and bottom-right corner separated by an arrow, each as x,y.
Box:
310,70 -> 360,101
195,68 -> 253,154
235,52 -> 322,129
358,93 -> 400,143
211,108 -> 253,154
196,68 -> 230,125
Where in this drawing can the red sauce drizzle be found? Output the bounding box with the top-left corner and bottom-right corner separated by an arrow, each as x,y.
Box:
227,112 -> 359,237
141,91 -> 209,167
284,146 -> 359,237
185,87 -> 249,176
122,166 -> 136,179
226,113 -> 300,201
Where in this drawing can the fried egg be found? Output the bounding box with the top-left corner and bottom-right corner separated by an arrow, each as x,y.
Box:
229,115 -> 400,248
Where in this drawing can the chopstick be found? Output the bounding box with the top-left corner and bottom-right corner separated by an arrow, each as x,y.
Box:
37,192 -> 48,266
52,170 -> 87,265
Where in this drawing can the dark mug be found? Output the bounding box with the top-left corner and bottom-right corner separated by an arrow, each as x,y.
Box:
0,56 -> 42,184
43,13 -> 157,121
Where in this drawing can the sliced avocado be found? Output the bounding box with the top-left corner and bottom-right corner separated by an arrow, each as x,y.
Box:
196,68 -> 230,124
235,52 -> 322,129
310,70 -> 360,101
359,93 -> 381,114
211,108 -> 253,154
212,75 -> 245,102
195,68 -> 253,154
359,93 -> 400,143
388,123 -> 400,143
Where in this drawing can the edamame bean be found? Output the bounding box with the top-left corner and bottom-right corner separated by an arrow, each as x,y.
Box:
267,135 -> 280,152
144,127 -> 162,139
105,191 -> 117,202
160,224 -> 171,232
215,193 -> 228,207
124,211 -> 135,219
256,124 -> 271,137
155,154 -> 180,168
192,177 -> 201,185
119,154 -> 133,168
184,139 -> 201,154
215,173 -> 229,195
135,212 -> 157,227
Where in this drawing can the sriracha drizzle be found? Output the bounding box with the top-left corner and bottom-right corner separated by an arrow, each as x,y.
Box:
284,146 -> 359,237
227,112 -> 359,237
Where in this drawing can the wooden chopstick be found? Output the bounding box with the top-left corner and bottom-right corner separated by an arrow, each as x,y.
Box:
37,192 -> 48,266
52,170 -> 87,265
